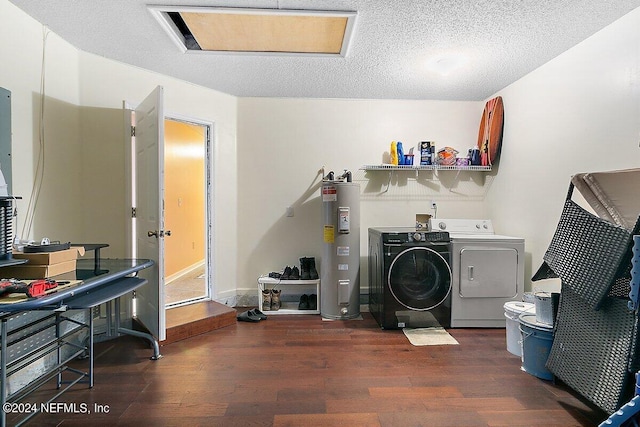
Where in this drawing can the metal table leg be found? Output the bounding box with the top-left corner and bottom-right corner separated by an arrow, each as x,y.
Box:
88,308 -> 94,388
1,318 -> 7,427
114,297 -> 162,360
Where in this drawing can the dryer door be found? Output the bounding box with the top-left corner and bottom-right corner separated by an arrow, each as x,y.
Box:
387,246 -> 452,310
459,247 -> 518,298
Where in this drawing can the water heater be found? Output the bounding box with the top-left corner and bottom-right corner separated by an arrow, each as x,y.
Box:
321,171 -> 360,319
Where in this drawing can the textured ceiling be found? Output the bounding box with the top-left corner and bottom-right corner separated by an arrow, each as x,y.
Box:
8,0 -> 640,101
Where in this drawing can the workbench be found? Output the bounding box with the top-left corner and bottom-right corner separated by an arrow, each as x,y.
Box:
0,258 -> 155,427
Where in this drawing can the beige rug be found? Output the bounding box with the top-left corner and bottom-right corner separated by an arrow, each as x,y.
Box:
403,327 -> 459,346
322,315 -> 364,321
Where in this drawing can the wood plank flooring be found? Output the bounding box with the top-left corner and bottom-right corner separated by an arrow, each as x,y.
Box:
13,311 -> 608,426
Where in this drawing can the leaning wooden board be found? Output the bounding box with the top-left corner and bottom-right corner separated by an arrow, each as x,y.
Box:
477,96 -> 504,166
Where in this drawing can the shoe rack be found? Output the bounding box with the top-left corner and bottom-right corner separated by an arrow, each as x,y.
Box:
257,276 -> 321,315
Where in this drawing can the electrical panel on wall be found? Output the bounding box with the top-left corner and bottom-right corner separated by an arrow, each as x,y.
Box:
0,87 -> 12,194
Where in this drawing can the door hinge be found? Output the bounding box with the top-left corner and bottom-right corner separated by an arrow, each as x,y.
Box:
131,126 -> 136,137
131,207 -> 137,218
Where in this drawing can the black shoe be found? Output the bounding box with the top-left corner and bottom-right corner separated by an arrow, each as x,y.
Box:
300,257 -> 311,280
281,266 -> 292,280
308,258 -> 319,280
268,271 -> 281,279
308,294 -> 317,310
249,308 -> 267,320
237,310 -> 261,322
290,266 -> 300,280
298,294 -> 310,310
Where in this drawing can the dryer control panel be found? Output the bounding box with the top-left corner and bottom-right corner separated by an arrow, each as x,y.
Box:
428,218 -> 494,234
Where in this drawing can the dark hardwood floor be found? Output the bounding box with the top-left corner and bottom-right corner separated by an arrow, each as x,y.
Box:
13,311 -> 607,426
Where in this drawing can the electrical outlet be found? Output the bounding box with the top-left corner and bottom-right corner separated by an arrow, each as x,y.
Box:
430,200 -> 437,210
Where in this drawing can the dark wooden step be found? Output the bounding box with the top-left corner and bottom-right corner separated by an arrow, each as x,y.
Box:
163,300 -> 236,345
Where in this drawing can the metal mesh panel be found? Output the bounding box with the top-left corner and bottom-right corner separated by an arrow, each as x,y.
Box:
535,180 -> 640,415
540,197 -> 633,310
0,199 -> 13,260
547,287 -> 636,414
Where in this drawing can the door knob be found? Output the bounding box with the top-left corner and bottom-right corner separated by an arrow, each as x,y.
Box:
148,230 -> 158,238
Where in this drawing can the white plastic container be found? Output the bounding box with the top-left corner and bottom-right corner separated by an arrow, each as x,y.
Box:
504,301 -> 535,357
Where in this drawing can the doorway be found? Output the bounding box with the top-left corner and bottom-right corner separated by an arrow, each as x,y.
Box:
163,118 -> 210,307
129,86 -> 214,340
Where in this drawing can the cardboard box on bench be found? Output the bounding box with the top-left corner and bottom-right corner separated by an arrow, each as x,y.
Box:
12,247 -> 85,264
1,260 -> 77,279
3,247 -> 85,279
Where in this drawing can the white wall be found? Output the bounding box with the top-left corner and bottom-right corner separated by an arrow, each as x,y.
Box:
237,98 -> 485,298
0,0 -> 82,243
485,6 -> 640,287
0,0 -> 239,302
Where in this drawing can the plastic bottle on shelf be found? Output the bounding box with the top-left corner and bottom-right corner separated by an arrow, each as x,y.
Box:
396,141 -> 404,165
390,141 -> 398,165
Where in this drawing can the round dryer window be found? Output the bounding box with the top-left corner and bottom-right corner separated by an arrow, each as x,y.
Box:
388,247 -> 452,311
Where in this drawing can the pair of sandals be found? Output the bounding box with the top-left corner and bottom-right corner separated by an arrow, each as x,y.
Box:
237,308 -> 268,322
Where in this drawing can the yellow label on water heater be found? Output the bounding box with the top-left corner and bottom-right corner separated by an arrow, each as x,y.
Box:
323,225 -> 335,243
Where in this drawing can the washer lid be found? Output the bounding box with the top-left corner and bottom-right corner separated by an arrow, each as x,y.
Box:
449,233 -> 524,242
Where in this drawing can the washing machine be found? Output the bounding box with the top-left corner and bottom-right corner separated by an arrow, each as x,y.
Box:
428,219 -> 524,328
368,227 -> 452,329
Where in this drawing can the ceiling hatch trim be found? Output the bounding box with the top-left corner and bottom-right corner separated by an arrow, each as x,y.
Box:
148,6 -> 358,57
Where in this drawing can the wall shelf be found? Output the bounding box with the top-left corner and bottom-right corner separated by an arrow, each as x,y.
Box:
361,164 -> 492,172
359,164 -> 493,194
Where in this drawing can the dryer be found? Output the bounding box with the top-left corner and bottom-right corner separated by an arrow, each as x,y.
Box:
429,219 -> 524,328
368,227 -> 452,329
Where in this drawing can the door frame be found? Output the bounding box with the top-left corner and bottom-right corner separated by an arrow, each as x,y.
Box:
125,103 -> 215,313
164,113 -> 215,308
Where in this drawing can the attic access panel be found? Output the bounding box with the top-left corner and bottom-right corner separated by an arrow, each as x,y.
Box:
149,6 -> 357,56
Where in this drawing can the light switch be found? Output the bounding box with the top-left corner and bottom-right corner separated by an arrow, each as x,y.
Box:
286,206 -> 294,217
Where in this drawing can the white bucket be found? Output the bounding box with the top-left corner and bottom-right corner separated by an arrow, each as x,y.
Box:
504,301 -> 535,357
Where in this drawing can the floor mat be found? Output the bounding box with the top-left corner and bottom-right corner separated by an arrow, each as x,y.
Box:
403,327 -> 459,346
322,315 -> 364,321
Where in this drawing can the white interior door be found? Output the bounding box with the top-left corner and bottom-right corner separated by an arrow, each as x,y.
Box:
134,86 -> 166,341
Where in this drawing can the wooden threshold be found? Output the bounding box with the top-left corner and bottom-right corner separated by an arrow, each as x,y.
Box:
163,300 -> 236,345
